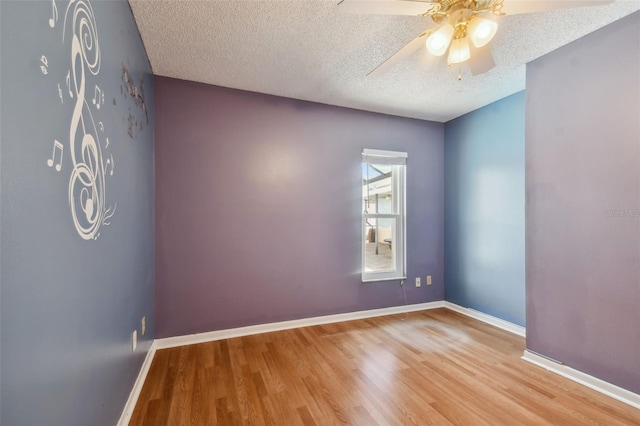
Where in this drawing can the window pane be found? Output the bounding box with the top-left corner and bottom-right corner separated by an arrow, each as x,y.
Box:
363,217 -> 396,273
362,163 -> 394,214
362,149 -> 406,282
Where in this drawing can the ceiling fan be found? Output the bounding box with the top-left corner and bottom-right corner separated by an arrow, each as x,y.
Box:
338,0 -> 614,78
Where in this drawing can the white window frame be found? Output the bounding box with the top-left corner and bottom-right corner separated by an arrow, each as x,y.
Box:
362,149 -> 407,282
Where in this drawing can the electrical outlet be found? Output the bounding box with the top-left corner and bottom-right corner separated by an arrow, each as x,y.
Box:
132,330 -> 137,352
426,275 -> 432,286
141,316 -> 146,336
415,277 -> 421,287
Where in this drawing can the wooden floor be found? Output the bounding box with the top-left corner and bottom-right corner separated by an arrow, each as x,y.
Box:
130,309 -> 640,425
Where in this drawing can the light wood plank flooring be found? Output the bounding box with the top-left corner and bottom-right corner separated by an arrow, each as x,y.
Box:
130,308 -> 640,425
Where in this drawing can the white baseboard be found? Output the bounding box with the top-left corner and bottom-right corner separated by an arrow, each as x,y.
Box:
522,350 -> 640,410
117,340 -> 158,426
443,302 -> 526,337
155,301 -> 446,349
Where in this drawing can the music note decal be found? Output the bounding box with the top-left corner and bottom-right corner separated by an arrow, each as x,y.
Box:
49,0 -> 58,28
104,138 -> 110,148
92,85 -> 104,109
47,140 -> 64,172
122,65 -> 149,127
40,55 -> 48,75
65,70 -> 73,98
106,155 -> 114,176
45,0 -> 116,241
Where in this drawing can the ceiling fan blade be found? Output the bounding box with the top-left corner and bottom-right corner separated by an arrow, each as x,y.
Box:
367,30 -> 432,77
501,0 -> 614,15
468,45 -> 495,76
338,0 -> 440,16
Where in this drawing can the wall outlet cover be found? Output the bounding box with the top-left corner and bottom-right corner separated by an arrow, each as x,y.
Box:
132,330 -> 137,352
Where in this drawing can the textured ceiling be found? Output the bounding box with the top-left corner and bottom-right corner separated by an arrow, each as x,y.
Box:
129,0 -> 640,122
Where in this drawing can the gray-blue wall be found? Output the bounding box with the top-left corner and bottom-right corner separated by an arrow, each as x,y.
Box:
526,11 -> 639,393
444,92 -> 526,326
1,1 -> 155,424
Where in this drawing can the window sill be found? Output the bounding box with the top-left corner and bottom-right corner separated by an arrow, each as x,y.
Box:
362,276 -> 407,283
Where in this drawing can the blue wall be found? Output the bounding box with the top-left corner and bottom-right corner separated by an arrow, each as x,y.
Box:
444,92 -> 526,326
1,1 -> 154,424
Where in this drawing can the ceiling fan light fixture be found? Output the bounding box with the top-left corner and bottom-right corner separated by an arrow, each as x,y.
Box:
447,36 -> 470,65
425,24 -> 454,56
468,16 -> 498,48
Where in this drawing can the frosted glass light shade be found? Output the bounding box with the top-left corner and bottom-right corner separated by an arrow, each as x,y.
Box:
425,24 -> 454,56
468,16 -> 498,48
448,37 -> 470,65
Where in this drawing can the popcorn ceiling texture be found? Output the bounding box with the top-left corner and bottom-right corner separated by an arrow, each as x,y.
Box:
129,0 -> 640,122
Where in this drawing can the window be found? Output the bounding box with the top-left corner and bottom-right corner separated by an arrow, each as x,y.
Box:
362,149 -> 406,282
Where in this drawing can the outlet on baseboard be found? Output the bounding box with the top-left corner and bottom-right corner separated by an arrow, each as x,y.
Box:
141,316 -> 146,336
426,275 -> 432,286
132,330 -> 137,352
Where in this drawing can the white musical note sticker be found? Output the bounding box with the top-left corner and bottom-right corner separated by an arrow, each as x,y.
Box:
40,55 -> 48,75
65,70 -> 73,98
106,155 -> 114,176
50,0 -> 116,241
92,85 -> 104,109
49,0 -> 58,28
47,140 -> 63,172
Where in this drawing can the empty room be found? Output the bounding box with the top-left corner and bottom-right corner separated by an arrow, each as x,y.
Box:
1,0 -> 639,425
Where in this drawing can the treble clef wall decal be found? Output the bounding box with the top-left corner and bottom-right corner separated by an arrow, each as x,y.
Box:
62,0 -> 115,240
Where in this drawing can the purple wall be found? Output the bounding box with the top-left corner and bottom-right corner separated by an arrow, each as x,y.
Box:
155,77 -> 444,338
526,12 -> 640,393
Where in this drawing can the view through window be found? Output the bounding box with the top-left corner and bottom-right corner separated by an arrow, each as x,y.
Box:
362,149 -> 406,282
